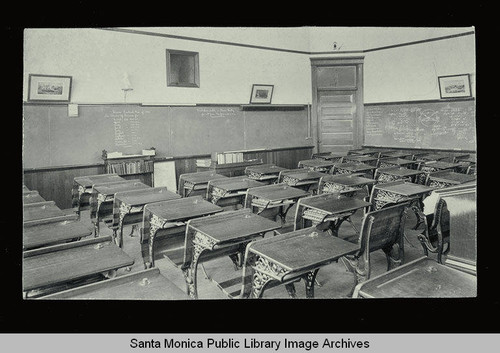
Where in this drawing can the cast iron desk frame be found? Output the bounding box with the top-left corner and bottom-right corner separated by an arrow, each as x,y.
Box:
245,164 -> 287,184
426,170 -> 477,188
206,176 -> 265,206
297,159 -> 336,173
375,167 -> 427,184
318,174 -> 377,196
331,162 -> 377,178
277,169 -> 326,194
178,171 -> 228,198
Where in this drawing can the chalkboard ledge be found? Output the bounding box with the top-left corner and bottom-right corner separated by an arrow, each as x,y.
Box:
240,104 -> 306,111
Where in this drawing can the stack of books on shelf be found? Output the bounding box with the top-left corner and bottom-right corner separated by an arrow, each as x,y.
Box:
106,160 -> 154,175
211,152 -> 244,165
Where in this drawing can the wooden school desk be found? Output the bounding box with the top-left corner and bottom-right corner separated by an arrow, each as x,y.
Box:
243,183 -> 310,224
419,160 -> 462,174
207,159 -> 263,177
141,196 -> 223,268
23,201 -> 77,226
294,193 -> 371,235
343,154 -> 379,167
416,153 -> 452,162
22,185 -> 31,194
23,235 -> 134,298
375,167 -> 426,184
348,148 -> 391,158
245,164 -> 287,184
377,157 -> 417,169
177,171 -> 228,198
278,169 -> 326,193
112,187 -> 181,248
426,170 -> 476,188
23,220 -> 93,251
182,208 -> 280,299
318,174 -> 377,196
206,176 -> 264,207
240,227 -> 359,298
23,191 -> 46,204
380,151 -> 413,159
90,180 -> 150,236
311,152 -> 347,163
297,159 -> 335,173
41,268 -> 189,300
331,162 -> 377,178
71,173 -> 125,217
352,256 -> 476,298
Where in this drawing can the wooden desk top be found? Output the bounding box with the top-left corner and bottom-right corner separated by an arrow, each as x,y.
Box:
281,169 -> 326,180
455,155 -> 476,163
378,167 -> 425,176
418,153 -> 451,161
380,151 -> 412,158
208,176 -> 264,192
376,182 -> 434,196
23,201 -> 66,223
114,187 -> 180,207
429,171 -> 477,184
298,159 -> 335,167
74,174 -> 124,188
422,161 -> 462,170
179,171 -> 228,184
93,180 -> 149,197
379,157 -> 416,166
186,209 -> 280,245
334,162 -> 376,172
144,196 -> 223,222
320,174 -> 377,187
23,236 -> 134,292
247,228 -> 359,278
40,268 -> 188,300
246,184 -> 310,202
313,152 -> 348,160
23,191 -> 46,204
245,164 -> 287,175
353,257 -> 476,298
22,185 -> 31,193
298,194 -> 371,214
23,220 -> 93,250
348,148 -> 387,155
344,155 -> 378,163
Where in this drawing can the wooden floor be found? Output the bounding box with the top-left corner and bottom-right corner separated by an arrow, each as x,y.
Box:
67,195 -> 434,300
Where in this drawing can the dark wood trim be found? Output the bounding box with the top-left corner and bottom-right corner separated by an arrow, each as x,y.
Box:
365,97 -> 475,106
240,104 -> 306,111
101,28 -> 474,56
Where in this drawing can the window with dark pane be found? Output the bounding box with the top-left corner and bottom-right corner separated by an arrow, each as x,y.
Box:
166,49 -> 200,87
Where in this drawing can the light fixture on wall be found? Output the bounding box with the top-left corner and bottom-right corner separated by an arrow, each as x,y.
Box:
121,72 -> 133,102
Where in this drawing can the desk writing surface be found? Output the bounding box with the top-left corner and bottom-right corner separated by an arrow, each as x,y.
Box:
429,171 -> 476,184
209,177 -> 264,192
282,170 -> 326,180
299,159 -> 335,167
321,174 -> 376,187
23,192 -> 46,204
422,161 -> 462,170
379,167 -> 424,177
379,157 -> 415,166
298,194 -> 371,214
93,180 -> 149,196
115,187 -> 180,207
334,162 -> 376,172
344,155 -> 378,163
187,209 -> 280,244
74,174 -> 124,188
41,268 -> 188,300
380,151 -> 412,158
144,196 -> 223,222
23,202 -> 66,222
23,237 -> 134,291
354,257 -> 476,298
23,220 -> 93,250
247,184 -> 310,202
246,164 -> 286,175
348,148 -> 384,155
248,228 -> 359,272
180,171 -> 227,184
22,185 -> 31,193
376,182 -> 433,196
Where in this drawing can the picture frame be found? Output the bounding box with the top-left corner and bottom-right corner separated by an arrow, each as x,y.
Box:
438,74 -> 472,99
249,84 -> 274,104
27,74 -> 72,102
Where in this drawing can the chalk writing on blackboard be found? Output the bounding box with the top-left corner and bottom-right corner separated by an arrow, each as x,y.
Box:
104,109 -> 150,147
196,107 -> 237,118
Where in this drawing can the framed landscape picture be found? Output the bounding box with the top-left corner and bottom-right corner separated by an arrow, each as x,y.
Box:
249,84 -> 274,104
438,74 -> 471,99
28,74 -> 72,102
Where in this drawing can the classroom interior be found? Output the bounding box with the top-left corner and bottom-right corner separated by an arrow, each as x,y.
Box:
22,27 -> 477,300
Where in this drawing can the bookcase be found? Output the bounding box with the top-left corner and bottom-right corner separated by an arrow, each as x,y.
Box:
102,150 -> 154,186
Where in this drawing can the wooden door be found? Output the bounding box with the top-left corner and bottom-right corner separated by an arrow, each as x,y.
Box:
311,57 -> 364,154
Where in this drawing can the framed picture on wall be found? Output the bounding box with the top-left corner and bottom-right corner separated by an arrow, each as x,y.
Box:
438,74 -> 472,99
249,84 -> 274,104
28,74 -> 72,102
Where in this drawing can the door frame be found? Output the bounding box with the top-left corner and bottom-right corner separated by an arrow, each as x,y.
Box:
310,56 -> 365,154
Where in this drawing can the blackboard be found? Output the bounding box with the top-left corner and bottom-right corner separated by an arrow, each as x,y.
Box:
364,99 -> 476,151
23,104 -> 310,168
